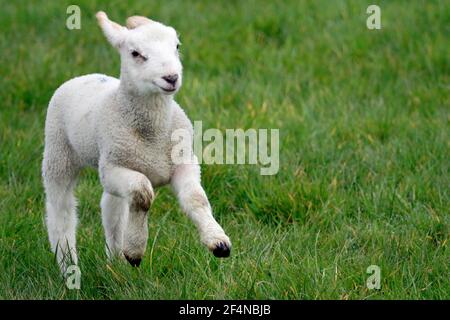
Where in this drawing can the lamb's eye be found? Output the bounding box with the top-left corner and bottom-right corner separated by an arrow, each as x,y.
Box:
131,50 -> 147,61
176,44 -> 180,50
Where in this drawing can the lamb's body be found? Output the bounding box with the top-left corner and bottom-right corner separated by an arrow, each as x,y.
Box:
43,13 -> 231,274
45,73 -> 189,185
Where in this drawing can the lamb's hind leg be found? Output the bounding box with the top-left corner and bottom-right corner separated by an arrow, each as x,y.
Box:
43,145 -> 80,275
101,192 -> 128,259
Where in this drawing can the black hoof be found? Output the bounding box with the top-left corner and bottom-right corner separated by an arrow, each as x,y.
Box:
124,254 -> 142,267
212,242 -> 231,258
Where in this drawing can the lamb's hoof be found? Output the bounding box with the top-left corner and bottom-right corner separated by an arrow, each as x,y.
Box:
212,242 -> 231,258
124,254 -> 142,267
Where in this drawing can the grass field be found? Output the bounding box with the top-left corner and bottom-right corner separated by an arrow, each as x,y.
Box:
0,0 -> 448,299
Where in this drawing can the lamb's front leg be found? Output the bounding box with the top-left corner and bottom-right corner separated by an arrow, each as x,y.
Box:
171,164 -> 231,257
100,163 -> 154,266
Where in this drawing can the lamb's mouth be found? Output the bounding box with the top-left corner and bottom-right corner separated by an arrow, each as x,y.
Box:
151,81 -> 177,94
158,85 -> 176,93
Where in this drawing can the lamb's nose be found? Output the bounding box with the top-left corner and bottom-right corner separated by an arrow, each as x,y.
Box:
162,74 -> 178,85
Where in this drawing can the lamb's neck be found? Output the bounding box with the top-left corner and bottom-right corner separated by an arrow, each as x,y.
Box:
115,85 -> 173,133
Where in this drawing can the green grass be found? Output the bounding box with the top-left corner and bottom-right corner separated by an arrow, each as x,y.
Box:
0,0 -> 448,299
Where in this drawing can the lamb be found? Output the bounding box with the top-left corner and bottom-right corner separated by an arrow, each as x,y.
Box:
42,11 -> 231,274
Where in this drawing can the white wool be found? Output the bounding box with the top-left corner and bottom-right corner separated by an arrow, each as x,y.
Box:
42,12 -> 231,274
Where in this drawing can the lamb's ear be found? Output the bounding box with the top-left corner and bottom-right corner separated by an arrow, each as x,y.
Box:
96,11 -> 127,49
126,15 -> 153,29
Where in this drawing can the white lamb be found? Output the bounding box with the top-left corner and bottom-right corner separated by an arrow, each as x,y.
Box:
42,12 -> 231,273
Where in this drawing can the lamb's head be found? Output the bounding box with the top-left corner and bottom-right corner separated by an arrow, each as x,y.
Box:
96,11 -> 182,95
